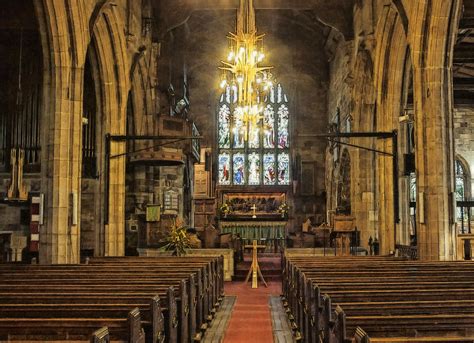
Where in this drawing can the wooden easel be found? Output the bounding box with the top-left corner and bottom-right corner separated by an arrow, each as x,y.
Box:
244,240 -> 267,288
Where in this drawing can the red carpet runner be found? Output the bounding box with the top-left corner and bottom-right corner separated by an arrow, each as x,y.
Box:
223,281 -> 281,343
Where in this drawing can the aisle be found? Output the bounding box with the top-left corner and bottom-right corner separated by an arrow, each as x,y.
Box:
223,281 -> 281,343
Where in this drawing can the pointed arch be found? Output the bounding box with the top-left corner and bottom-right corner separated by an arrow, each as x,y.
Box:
351,48 -> 376,247
373,3 -> 409,254
88,3 -> 130,257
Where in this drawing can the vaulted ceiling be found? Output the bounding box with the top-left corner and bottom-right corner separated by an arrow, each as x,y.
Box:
152,0 -> 355,39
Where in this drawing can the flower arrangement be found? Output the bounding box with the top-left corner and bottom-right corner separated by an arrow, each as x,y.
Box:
219,202 -> 231,217
278,202 -> 289,217
163,218 -> 190,256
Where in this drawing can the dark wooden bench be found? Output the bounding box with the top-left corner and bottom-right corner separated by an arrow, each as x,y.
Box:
283,255 -> 474,343
0,256 -> 224,342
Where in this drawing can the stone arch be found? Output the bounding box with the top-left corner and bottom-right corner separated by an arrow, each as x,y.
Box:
33,0 -> 90,263
123,51 -> 157,256
129,51 -> 155,135
373,3 -> 409,254
88,3 -> 130,257
390,0 -> 409,35
409,0 -> 462,260
350,48 -> 376,247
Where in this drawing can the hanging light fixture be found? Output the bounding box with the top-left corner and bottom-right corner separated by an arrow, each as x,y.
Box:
219,0 -> 274,142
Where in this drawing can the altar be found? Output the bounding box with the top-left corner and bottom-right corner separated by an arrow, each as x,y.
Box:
218,192 -> 288,251
220,221 -> 287,251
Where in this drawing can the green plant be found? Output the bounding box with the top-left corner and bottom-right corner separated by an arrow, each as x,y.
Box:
163,218 -> 190,256
219,202 -> 231,217
278,202 -> 289,216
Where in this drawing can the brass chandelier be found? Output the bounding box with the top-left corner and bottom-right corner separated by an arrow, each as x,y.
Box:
219,0 -> 274,142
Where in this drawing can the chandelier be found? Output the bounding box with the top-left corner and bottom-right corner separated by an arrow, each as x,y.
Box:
219,0 -> 274,142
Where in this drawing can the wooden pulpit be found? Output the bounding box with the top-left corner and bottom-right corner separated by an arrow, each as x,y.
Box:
333,215 -> 356,256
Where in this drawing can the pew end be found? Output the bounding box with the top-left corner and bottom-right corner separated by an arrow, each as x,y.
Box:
91,326 -> 110,343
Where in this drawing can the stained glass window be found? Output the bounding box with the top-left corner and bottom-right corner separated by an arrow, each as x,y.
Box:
248,152 -> 260,185
455,159 -> 468,201
263,105 -> 275,149
218,105 -> 231,148
277,105 -> 289,149
455,158 -> 470,224
233,153 -> 245,185
263,154 -> 276,185
217,84 -> 291,186
278,153 -> 290,185
218,153 -> 231,185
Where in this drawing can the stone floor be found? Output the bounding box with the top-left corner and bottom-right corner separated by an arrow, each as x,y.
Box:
270,296 -> 295,343
202,296 -> 237,343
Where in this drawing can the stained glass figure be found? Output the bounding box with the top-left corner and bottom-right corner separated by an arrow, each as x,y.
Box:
278,153 -> 290,185
263,154 -> 276,185
218,153 -> 231,185
233,153 -> 246,185
278,104 -> 289,149
232,84 -> 238,103
226,85 -> 231,103
233,108 -> 245,149
218,104 -> 231,148
263,105 -> 275,149
277,84 -> 283,103
248,152 -> 260,185
249,120 -> 260,148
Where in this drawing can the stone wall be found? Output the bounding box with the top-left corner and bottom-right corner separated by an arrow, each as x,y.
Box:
165,9 -> 332,230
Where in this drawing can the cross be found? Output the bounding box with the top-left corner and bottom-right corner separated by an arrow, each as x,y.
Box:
244,240 -> 268,288
251,204 -> 257,218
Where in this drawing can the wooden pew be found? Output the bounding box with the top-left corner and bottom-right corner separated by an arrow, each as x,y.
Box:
0,307 -> 145,342
0,255 -> 224,342
283,256 -> 474,343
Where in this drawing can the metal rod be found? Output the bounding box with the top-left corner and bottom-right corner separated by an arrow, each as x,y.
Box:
109,135 -> 203,141
393,130 -> 400,250
299,132 -> 395,138
327,138 -> 393,156
104,134 -> 110,225
110,138 -> 187,159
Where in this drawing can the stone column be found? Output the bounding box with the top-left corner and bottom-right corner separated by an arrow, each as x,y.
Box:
36,0 -> 86,264
410,0 -> 460,260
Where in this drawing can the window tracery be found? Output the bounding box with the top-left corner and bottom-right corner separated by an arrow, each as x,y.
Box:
217,84 -> 291,186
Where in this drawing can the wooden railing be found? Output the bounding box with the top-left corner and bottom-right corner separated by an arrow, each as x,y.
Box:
395,244 -> 418,260
456,200 -> 474,234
